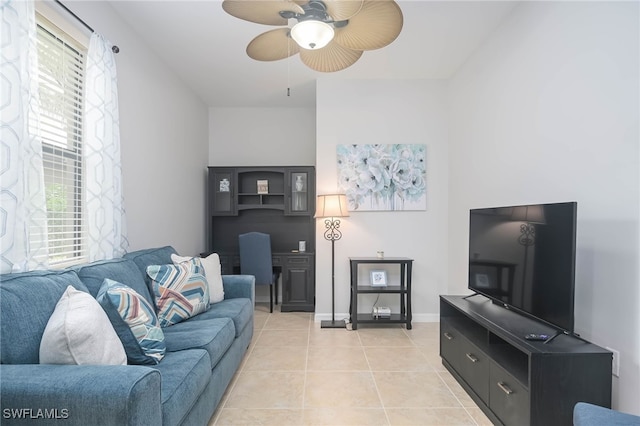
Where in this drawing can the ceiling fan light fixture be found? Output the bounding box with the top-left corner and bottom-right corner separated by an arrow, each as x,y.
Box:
291,20 -> 334,50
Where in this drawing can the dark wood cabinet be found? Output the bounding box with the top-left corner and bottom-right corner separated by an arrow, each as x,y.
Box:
440,295 -> 612,426
285,168 -> 314,215
281,253 -> 315,312
207,166 -> 316,311
209,167 -> 236,216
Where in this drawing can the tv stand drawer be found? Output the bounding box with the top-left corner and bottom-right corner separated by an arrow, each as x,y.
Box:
490,362 -> 530,425
441,320 -> 489,403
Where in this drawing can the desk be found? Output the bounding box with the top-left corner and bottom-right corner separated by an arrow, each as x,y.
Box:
349,257 -> 413,330
218,251 -> 315,312
207,166 -> 316,312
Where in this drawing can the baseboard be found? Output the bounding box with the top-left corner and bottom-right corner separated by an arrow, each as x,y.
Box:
313,313 -> 440,323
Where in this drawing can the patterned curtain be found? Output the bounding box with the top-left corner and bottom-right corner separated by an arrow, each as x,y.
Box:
85,33 -> 128,261
0,0 -> 50,274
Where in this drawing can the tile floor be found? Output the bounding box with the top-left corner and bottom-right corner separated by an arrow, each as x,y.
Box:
208,304 -> 494,425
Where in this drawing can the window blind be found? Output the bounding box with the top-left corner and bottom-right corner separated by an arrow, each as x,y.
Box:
35,16 -> 87,266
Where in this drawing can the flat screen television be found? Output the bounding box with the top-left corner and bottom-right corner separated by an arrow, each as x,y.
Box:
468,202 -> 577,333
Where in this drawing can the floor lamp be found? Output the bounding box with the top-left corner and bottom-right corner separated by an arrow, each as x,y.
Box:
315,194 -> 350,329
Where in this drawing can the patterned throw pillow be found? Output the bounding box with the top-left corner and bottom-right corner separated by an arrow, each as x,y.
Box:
97,279 -> 166,365
171,253 -> 224,303
147,258 -> 210,327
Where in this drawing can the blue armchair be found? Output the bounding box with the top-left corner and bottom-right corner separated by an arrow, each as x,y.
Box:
574,402 -> 640,425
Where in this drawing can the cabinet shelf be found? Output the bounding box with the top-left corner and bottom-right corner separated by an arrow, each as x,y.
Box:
355,313 -> 407,323
238,192 -> 285,196
237,204 -> 285,211
356,285 -> 407,293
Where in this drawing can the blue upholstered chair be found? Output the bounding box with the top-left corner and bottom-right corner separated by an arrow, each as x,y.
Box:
238,232 -> 279,313
574,402 -> 640,425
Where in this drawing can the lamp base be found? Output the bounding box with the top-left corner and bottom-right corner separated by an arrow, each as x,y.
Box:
321,319 -> 346,329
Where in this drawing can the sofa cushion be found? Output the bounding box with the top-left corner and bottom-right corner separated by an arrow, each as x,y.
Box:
40,285 -> 127,365
97,279 -> 166,365
150,349 -> 211,426
125,245 -> 176,277
0,269 -> 89,364
186,298 -> 253,337
147,258 -> 210,327
172,252 -> 224,303
75,258 -> 154,307
162,318 -> 235,370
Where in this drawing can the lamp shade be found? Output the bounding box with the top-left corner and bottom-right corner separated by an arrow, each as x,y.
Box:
315,194 -> 349,218
290,20 -> 334,50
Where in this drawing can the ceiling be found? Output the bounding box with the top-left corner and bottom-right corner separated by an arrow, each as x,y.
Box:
107,1 -> 519,108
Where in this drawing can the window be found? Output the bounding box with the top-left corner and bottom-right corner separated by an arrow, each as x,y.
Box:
35,15 -> 87,267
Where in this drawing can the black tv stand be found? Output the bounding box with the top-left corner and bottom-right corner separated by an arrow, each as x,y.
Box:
542,330 -> 562,344
440,295 -> 612,426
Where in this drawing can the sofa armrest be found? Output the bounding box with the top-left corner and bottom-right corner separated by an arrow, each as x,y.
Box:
0,364 -> 161,426
222,274 -> 255,302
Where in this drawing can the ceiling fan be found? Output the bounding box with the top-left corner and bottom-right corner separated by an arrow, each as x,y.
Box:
221,0 -> 403,72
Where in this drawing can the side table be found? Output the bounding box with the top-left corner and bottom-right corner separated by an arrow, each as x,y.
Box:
349,257 -> 413,330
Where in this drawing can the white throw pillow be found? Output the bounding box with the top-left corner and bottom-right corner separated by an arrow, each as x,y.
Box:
39,285 -> 127,365
171,253 -> 224,303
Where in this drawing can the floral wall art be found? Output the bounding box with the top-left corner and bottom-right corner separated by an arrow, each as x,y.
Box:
336,144 -> 427,211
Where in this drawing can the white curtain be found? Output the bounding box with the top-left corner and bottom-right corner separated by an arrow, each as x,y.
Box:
85,33 -> 128,261
0,0 -> 49,274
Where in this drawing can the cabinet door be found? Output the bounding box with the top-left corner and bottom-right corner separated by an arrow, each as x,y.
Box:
285,168 -> 315,215
489,362 -> 530,426
441,321 -> 464,372
209,168 -> 237,216
457,338 -> 489,403
281,255 -> 315,311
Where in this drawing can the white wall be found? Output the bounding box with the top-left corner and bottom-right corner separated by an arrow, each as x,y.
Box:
316,79 -> 450,322
69,1 -> 209,256
209,107 -> 315,166
448,1 -> 639,414
208,106 -> 316,302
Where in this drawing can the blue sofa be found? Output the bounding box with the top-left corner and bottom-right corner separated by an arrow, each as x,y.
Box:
0,246 -> 255,426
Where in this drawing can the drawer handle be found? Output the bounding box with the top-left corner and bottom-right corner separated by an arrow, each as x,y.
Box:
444,332 -> 453,340
497,381 -> 514,395
465,353 -> 478,363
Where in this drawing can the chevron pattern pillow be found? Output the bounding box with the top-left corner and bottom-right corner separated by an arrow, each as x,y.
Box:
171,252 -> 224,304
97,279 -> 166,364
147,258 -> 210,327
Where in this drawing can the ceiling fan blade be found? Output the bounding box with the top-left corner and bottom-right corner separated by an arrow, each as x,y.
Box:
333,0 -> 403,51
247,28 -> 300,61
323,0 -> 364,21
222,0 -> 304,25
299,40 -> 362,72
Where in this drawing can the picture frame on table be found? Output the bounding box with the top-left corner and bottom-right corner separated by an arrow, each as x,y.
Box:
370,270 -> 387,287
